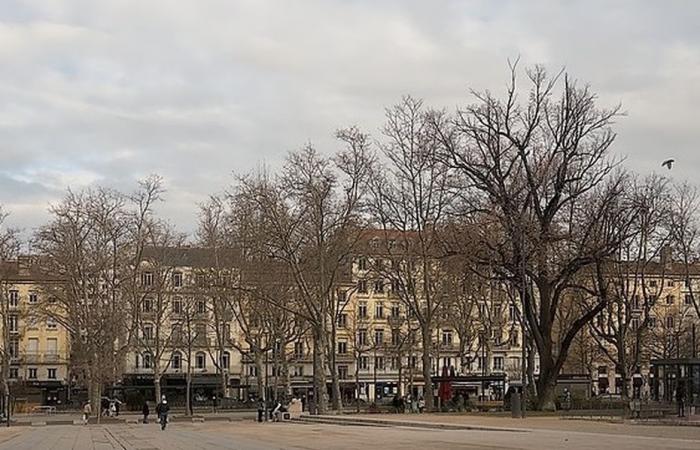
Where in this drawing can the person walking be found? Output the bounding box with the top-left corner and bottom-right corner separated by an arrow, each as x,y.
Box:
155,396 -> 170,430
418,396 -> 425,413
142,401 -> 150,424
82,400 -> 92,425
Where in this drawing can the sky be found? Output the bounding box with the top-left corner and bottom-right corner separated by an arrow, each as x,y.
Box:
1,0 -> 699,236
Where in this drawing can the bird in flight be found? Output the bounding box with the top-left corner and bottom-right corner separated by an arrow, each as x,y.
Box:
662,159 -> 675,170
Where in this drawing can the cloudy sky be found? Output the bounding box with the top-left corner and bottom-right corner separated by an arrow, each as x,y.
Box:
1,0 -> 699,235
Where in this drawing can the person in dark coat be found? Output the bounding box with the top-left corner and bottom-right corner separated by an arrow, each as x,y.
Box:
676,380 -> 686,417
155,396 -> 170,430
142,401 -> 150,424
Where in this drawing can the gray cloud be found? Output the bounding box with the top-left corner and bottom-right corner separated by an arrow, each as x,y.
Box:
1,0 -> 699,234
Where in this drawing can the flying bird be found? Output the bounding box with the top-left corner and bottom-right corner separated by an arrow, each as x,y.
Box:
662,159 -> 675,170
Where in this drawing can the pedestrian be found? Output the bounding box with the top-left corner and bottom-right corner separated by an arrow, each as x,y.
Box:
676,380 -> 686,418
418,396 -> 425,413
109,401 -> 117,417
155,395 -> 170,430
142,401 -> 150,424
82,400 -> 92,425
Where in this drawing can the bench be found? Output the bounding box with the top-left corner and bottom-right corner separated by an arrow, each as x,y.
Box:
31,406 -> 56,415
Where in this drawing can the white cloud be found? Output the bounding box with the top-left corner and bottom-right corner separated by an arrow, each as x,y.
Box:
1,0 -> 699,233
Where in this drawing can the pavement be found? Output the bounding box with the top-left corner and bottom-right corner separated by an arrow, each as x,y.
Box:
0,412 -> 698,449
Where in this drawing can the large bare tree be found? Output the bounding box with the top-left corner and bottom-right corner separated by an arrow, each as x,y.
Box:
230,132 -> 370,413
434,64 -> 630,409
366,97 -> 452,411
33,177 -> 163,419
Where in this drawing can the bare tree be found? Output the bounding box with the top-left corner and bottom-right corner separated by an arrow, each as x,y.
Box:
0,208 -> 20,422
230,132 -> 370,413
135,222 -> 186,403
33,177 -> 163,419
367,97 -> 452,411
588,175 -> 672,399
434,64 -> 630,409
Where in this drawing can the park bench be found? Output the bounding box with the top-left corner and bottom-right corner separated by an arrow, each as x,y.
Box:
31,405 -> 56,415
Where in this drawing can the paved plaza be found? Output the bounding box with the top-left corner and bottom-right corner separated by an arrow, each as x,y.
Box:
0,416 -> 699,450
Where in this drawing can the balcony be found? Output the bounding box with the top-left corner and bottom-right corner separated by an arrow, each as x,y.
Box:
18,353 -> 66,364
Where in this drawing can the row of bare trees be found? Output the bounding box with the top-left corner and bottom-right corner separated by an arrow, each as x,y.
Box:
3,64 -> 700,412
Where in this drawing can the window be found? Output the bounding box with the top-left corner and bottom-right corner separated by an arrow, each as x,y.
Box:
195,352 -> 206,369
359,356 -> 369,370
375,302 -> 384,319
631,318 -> 640,332
667,280 -> 674,287
632,295 -> 641,310
357,280 -> 367,294
172,272 -> 183,287
48,368 -> 57,380
441,329 -> 453,346
292,365 -> 304,377
338,365 -> 348,379
9,340 -> 19,358
9,368 -> 18,379
28,368 -> 37,379
391,279 -> 400,293
357,329 -> 368,346
391,357 -> 400,370
143,324 -> 153,340
294,341 -> 304,358
46,338 -> 58,355
197,300 -> 206,314
666,316 -> 675,328
391,303 -> 400,318
358,257 -> 367,271
46,317 -> 57,329
27,338 -> 39,354
28,292 -> 38,304
510,330 -> 519,347
442,357 -> 453,370
648,317 -> 657,328
358,302 -> 367,319
374,328 -> 384,346
9,290 -> 18,307
143,353 -> 152,369
337,313 -> 348,328
338,341 -> 347,355
666,295 -> 675,305
172,298 -> 182,314
221,351 -> 230,369
171,324 -> 182,341
171,352 -> 182,370
648,280 -> 657,287
8,315 -> 18,333
685,294 -> 693,305
391,329 -> 401,347
375,356 -> 385,371
141,272 -> 153,287
478,356 -> 487,370
508,304 -> 516,321
143,298 -> 153,313
247,365 -> 258,376
374,279 -> 384,294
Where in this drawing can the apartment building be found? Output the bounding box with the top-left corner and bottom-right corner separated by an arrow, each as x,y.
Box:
121,247 -> 243,404
1,258 -> 70,407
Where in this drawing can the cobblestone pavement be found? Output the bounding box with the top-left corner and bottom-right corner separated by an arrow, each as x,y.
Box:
0,420 -> 699,449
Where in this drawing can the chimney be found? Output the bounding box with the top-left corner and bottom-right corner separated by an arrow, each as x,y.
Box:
660,245 -> 672,265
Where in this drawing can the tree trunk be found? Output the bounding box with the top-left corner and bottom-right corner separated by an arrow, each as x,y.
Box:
154,368 -> 162,404
254,351 -> 264,400
329,325 -> 342,411
535,359 -> 557,411
312,325 -> 328,414
421,327 -> 434,411
186,370 -> 192,416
